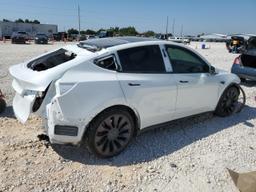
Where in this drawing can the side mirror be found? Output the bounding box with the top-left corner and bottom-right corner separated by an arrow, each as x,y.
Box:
209,66 -> 216,75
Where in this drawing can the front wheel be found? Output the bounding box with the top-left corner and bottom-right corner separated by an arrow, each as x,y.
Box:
86,108 -> 135,158
215,86 -> 240,117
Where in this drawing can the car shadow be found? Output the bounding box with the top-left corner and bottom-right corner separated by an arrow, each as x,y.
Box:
52,105 -> 256,166
0,106 -> 15,119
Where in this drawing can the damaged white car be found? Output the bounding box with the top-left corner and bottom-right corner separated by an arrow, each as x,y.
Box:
10,37 -> 241,157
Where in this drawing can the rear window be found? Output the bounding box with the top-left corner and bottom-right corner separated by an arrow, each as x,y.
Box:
27,49 -> 76,71
117,45 -> 165,73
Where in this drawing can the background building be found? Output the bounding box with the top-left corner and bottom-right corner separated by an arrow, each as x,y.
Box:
0,21 -> 58,38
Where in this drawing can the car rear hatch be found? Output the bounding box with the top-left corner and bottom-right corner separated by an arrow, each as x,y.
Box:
9,45 -> 96,123
241,36 -> 256,68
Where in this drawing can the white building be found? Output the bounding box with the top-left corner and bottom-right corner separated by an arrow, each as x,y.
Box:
0,21 -> 58,38
199,33 -> 227,42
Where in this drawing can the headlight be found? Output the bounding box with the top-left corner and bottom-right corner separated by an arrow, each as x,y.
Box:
35,37 -> 39,40
57,83 -> 77,95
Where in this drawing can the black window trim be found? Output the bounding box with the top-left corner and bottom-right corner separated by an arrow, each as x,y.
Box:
116,45 -> 168,74
93,54 -> 121,71
164,44 -> 211,74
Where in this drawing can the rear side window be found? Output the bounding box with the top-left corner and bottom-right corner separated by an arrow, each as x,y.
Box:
94,55 -> 117,71
166,46 -> 209,73
117,45 -> 165,73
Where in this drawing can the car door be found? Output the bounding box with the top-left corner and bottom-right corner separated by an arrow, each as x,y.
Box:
116,45 -> 177,129
165,45 -> 219,119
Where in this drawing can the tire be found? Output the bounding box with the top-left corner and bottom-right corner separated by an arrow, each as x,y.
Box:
86,107 -> 135,158
240,77 -> 246,83
0,98 -> 6,113
215,86 -> 240,117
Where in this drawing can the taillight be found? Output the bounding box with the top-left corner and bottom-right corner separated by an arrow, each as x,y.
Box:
233,56 -> 241,65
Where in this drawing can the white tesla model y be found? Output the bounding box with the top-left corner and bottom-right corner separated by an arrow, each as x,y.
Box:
9,37 -> 241,157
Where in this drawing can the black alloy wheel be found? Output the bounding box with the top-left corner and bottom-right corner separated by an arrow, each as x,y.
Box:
86,108 -> 134,158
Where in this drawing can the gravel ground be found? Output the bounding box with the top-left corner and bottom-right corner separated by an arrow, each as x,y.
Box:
0,41 -> 255,192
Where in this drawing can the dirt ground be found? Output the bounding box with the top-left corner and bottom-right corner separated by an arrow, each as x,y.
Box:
0,41 -> 256,192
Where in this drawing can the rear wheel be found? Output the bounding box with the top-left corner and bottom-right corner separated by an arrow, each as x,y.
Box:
86,108 -> 135,158
215,86 -> 240,117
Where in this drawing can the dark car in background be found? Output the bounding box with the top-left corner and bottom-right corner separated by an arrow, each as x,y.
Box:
226,36 -> 246,53
53,32 -> 67,41
231,36 -> 256,81
35,33 -> 48,44
11,31 -> 29,44
98,30 -> 113,38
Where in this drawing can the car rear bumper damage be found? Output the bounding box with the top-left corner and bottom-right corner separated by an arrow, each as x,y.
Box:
45,96 -> 86,145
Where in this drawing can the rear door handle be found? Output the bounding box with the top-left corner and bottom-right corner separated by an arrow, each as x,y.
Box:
128,83 -> 141,86
179,80 -> 189,83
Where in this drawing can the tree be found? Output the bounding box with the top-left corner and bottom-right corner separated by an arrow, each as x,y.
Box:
33,20 -> 40,24
67,28 -> 79,35
143,30 -> 155,37
119,26 -> 138,36
97,28 -> 106,34
84,29 -> 97,35
15,18 -> 24,23
108,27 -> 120,35
3,19 -> 11,22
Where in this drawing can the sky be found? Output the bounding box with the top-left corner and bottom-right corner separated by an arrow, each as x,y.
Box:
0,0 -> 255,35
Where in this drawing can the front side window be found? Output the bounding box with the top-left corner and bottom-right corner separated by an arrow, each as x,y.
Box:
166,45 -> 209,73
117,45 -> 166,73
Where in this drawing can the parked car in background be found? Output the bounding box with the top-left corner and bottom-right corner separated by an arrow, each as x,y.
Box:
168,36 -> 190,44
79,35 -> 96,41
53,32 -> 67,41
98,30 -> 113,38
86,35 -> 96,40
231,36 -> 256,81
34,33 -> 48,44
226,36 -> 246,53
11,31 -> 29,44
9,37 -> 241,158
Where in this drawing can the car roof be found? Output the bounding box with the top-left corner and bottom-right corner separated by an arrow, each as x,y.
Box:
79,36 -> 159,49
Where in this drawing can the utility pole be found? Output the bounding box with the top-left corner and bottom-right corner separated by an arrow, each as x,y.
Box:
78,4 -> 81,36
172,18 -> 175,36
165,16 -> 169,39
180,24 -> 183,37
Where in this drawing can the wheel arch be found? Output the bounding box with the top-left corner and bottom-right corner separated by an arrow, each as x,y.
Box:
215,82 -> 240,111
83,104 -> 141,139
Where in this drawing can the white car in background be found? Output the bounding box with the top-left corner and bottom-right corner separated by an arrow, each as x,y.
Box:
9,37 -> 241,158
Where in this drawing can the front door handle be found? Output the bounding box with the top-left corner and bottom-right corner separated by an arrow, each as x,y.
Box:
128,83 -> 141,86
179,80 -> 189,83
